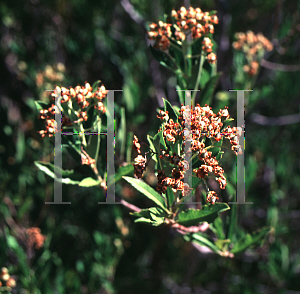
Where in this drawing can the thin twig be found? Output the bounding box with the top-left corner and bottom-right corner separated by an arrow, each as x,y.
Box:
250,112 -> 300,125
260,59 -> 300,72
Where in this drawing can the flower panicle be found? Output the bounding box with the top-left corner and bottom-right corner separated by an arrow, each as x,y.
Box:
147,6 -> 218,63
37,82 -> 108,138
233,31 -> 273,76
134,103 -> 243,204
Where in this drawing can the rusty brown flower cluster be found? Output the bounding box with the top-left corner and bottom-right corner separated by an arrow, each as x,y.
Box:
38,82 -> 107,138
133,103 -> 243,204
156,166 -> 193,197
26,227 -> 46,250
0,267 -> 16,289
178,105 -> 243,155
36,63 -> 65,87
147,6 -> 218,63
206,191 -> 219,205
233,31 -> 273,76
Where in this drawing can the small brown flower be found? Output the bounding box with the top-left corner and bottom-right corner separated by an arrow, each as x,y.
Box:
6,278 -> 16,288
207,52 -> 217,64
26,227 -> 46,249
206,191 -> 219,204
133,155 -> 147,179
133,135 -> 141,154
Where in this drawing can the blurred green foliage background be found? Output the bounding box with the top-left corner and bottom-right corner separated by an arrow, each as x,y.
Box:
1,0 -> 300,293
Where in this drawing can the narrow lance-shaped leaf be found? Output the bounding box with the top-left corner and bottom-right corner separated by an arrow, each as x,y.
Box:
184,233 -> 222,255
230,227 -> 272,254
122,176 -> 169,213
35,101 -> 49,113
200,72 -> 222,106
34,161 -> 81,185
212,216 -> 226,240
226,204 -> 237,242
79,177 -> 100,187
92,80 -> 101,93
108,164 -> 134,187
130,207 -> 167,226
166,186 -> 175,208
176,203 -> 230,226
147,134 -> 158,163
163,98 -> 178,123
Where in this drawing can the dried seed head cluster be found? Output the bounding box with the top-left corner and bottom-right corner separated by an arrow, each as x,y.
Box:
133,154 -> 147,179
206,191 -> 219,205
156,168 -> 193,197
38,82 -> 107,138
233,31 -> 273,76
34,63 -> 66,101
36,63 -> 65,87
178,104 -> 243,156
133,103 -> 243,203
26,227 -> 46,249
0,267 -> 16,289
148,6 -> 218,63
133,135 -> 141,154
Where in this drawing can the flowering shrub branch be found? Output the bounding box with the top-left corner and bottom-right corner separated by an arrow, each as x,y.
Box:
34,5 -> 272,258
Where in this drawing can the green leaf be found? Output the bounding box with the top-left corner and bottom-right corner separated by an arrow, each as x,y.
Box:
86,115 -> 102,161
92,80 -> 101,93
15,128 -> 25,163
176,84 -> 185,105
122,176 -> 169,213
199,68 -> 210,89
215,239 -> 231,250
184,232 -> 222,255
61,135 -> 82,163
163,98 -> 178,123
176,203 -> 230,226
148,130 -> 168,169
78,177 -> 100,187
147,135 -> 159,163
34,161 -> 81,185
113,164 -> 134,185
209,137 -> 223,157
149,207 -> 167,225
117,107 -> 126,161
226,204 -> 237,242
149,45 -> 177,70
155,129 -> 167,151
213,216 -> 226,240
134,217 -> 154,224
192,177 -> 202,190
130,208 -> 152,218
131,207 -> 167,226
200,73 -> 222,106
208,10 -> 217,16
166,186 -> 175,207
230,227 -> 272,254
35,101 -> 49,113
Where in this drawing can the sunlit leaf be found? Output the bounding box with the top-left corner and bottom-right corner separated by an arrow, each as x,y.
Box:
34,161 -> 81,185
176,203 -> 230,226
122,176 -> 169,213
78,177 -> 100,187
